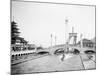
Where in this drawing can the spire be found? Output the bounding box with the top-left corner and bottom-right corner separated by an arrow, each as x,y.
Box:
12,16 -> 17,24
13,16 -> 14,21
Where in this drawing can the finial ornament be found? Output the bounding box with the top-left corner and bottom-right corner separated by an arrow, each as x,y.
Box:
13,16 -> 14,21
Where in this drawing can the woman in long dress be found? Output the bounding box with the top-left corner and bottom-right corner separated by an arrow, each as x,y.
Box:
61,51 -> 65,61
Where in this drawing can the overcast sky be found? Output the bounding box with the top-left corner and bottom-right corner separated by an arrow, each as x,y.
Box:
12,1 -> 95,47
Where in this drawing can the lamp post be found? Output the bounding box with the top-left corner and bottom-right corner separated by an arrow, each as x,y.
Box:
50,34 -> 53,54
55,36 -> 57,46
51,34 -> 52,48
65,19 -> 68,44
80,34 -> 83,48
65,19 -> 69,53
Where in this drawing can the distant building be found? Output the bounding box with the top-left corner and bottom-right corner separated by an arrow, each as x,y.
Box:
11,44 -> 37,57
11,21 -> 37,57
15,37 -> 28,45
77,38 -> 96,48
91,37 -> 96,48
12,44 -> 36,51
27,44 -> 36,50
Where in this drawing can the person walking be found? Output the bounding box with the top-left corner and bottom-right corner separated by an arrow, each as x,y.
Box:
61,52 -> 65,61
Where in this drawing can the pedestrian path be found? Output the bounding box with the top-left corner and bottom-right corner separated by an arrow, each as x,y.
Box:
11,54 -> 49,65
11,53 -> 96,74
79,54 -> 96,70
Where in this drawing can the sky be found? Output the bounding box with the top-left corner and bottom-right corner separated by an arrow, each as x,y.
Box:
12,1 -> 95,47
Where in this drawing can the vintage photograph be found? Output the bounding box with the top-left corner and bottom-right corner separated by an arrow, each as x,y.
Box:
11,0 -> 96,74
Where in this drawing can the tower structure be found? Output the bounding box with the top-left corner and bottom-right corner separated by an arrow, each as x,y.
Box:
67,27 -> 77,45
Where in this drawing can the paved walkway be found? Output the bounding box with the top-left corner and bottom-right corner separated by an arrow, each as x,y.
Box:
11,54 -> 49,65
11,53 -> 95,74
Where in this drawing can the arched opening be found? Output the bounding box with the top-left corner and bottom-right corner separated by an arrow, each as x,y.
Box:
54,48 -> 64,55
12,55 -> 14,59
73,48 -> 80,54
37,51 -> 49,55
84,50 -> 95,54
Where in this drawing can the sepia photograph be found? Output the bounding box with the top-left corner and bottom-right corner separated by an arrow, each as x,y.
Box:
11,0 -> 96,75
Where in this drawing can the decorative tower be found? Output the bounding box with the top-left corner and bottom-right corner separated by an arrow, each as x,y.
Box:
67,27 -> 77,45
11,20 -> 20,44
